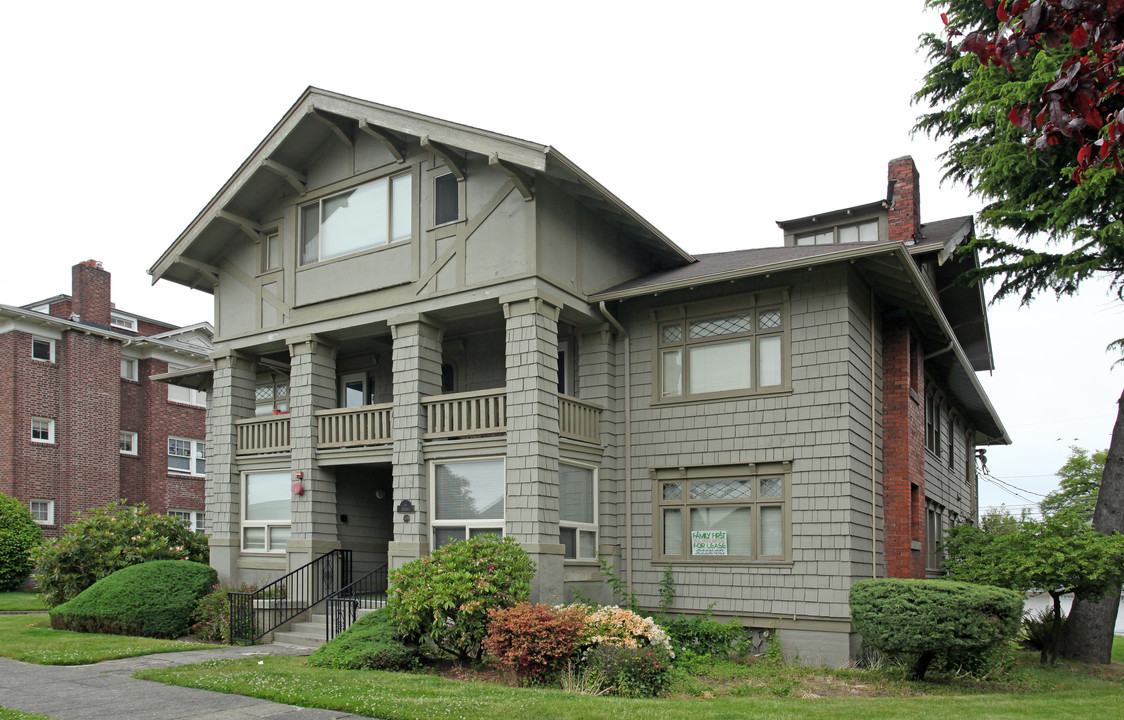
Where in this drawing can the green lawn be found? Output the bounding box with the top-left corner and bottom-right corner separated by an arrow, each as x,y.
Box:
0,592 -> 46,612
135,649 -> 1124,720
0,708 -> 55,720
0,615 -> 214,665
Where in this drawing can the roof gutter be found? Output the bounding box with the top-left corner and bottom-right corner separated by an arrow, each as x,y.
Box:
598,301 -> 633,598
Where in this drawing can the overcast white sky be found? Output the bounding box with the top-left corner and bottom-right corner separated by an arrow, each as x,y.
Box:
2,1 -> 1119,515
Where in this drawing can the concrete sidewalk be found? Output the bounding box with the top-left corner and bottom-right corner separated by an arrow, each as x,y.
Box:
0,644 -> 374,720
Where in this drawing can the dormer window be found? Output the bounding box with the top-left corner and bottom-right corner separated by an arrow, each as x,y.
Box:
300,173 -> 412,265
795,220 -> 879,246
110,312 -> 137,332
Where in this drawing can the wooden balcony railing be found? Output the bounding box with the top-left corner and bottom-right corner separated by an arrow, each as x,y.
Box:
423,389 -> 506,440
235,415 -> 291,455
316,404 -> 393,449
558,394 -> 602,444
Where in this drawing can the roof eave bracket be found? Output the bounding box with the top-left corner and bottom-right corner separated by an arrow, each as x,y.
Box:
260,159 -> 307,195
359,121 -> 407,163
216,210 -> 264,243
421,135 -> 466,180
308,106 -> 354,148
489,153 -> 534,201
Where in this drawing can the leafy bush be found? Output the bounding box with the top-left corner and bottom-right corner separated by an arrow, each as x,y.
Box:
191,583 -> 257,643
850,578 -> 1022,680
49,560 -> 216,638
580,605 -> 674,656
31,500 -> 209,607
584,643 -> 673,697
308,608 -> 419,671
386,535 -> 534,661
660,612 -> 747,657
0,492 -> 42,591
484,603 -> 587,682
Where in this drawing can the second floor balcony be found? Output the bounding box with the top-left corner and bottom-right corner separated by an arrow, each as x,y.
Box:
234,389 -> 602,456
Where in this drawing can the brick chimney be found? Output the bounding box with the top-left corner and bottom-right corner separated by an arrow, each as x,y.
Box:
887,156 -> 921,244
71,260 -> 112,327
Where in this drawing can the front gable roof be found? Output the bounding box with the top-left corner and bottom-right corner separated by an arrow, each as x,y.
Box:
150,87 -> 693,290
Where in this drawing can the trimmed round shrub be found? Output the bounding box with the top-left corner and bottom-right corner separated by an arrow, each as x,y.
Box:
0,492 -> 42,591
850,578 -> 1023,680
386,535 -> 535,661
31,500 -> 209,607
484,603 -> 587,682
308,607 -> 418,671
49,560 -> 216,638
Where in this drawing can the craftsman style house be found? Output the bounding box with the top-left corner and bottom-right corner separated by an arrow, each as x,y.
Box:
150,88 -> 1007,664
0,260 -> 213,537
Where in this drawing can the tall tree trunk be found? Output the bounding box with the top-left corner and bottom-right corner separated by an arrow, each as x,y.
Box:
1060,387 -> 1124,664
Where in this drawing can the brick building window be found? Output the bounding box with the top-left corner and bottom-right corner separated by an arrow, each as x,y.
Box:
121,357 -> 138,381
169,509 -> 207,534
31,337 -> 54,362
559,462 -> 597,559
120,431 -> 138,455
167,364 -> 207,406
655,462 -> 790,562
31,418 -> 55,444
168,437 -> 205,476
110,312 -> 137,332
431,458 -> 505,548
29,500 -> 54,525
242,471 -> 290,552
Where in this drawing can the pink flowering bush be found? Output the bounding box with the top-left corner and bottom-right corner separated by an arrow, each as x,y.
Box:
483,603 -> 587,682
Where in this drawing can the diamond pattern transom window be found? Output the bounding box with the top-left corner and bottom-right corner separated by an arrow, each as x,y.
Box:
662,482 -> 682,501
759,477 -> 783,498
759,309 -> 781,330
690,479 -> 753,500
689,314 -> 751,339
255,387 -> 273,401
662,324 -> 683,343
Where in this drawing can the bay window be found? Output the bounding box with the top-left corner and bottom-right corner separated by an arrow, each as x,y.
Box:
242,471 -> 291,552
431,458 -> 504,548
559,463 -> 597,559
655,463 -> 789,562
300,173 -> 412,265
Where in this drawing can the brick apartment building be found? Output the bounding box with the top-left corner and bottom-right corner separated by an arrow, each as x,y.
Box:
0,260 -> 213,537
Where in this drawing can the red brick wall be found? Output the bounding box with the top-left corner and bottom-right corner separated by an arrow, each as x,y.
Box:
71,261 -> 112,327
882,316 -> 927,578
0,333 -> 15,496
888,157 -> 921,245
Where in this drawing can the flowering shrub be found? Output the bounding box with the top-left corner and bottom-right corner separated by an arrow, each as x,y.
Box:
579,605 -> 674,657
386,535 -> 535,661
483,603 -> 587,682
31,500 -> 209,607
191,582 -> 257,643
584,643 -> 673,697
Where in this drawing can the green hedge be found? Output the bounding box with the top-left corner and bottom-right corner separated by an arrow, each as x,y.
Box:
850,578 -> 1023,679
308,607 -> 418,670
50,560 -> 217,638
0,493 -> 42,591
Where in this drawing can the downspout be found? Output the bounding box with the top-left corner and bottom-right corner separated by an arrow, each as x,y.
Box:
870,289 -> 878,578
598,301 -> 632,598
923,342 -> 955,361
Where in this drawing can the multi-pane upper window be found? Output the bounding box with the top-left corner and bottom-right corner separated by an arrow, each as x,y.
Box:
242,471 -> 290,552
300,174 -> 412,265
31,337 -> 54,362
167,364 -> 206,406
795,220 -> 879,246
120,431 -> 138,455
121,357 -> 138,381
29,500 -> 54,525
168,437 -> 205,476
169,509 -> 207,534
110,313 -> 137,332
255,380 -> 289,416
559,463 -> 597,560
658,304 -> 785,400
926,502 -> 947,571
31,418 -> 55,444
656,463 -> 789,562
925,393 -> 942,455
432,459 -> 504,548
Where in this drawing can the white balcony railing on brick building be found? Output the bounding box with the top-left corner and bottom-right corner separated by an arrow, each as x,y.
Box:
316,404 -> 393,448
422,389 -> 506,440
235,415 -> 291,455
558,394 -> 602,444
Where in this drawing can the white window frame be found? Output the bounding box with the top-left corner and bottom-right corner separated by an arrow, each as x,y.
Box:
299,172 -> 413,266
241,471 -> 291,553
31,417 -> 55,444
168,436 -> 205,476
29,499 -> 54,525
262,231 -> 282,272
794,218 -> 880,246
655,463 -> 790,563
31,337 -> 54,362
120,357 -> 138,381
430,457 -> 506,548
559,461 -> 598,560
110,312 -> 137,332
169,509 -> 207,534
120,431 -> 138,455
255,378 -> 290,416
167,363 -> 207,406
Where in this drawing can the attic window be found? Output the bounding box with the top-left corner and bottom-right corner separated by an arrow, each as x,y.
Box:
434,173 -> 459,225
110,313 -> 137,332
795,220 -> 879,246
300,173 -> 412,265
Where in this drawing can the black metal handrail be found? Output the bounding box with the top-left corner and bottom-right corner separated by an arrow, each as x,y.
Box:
324,563 -> 389,642
229,548 -> 352,643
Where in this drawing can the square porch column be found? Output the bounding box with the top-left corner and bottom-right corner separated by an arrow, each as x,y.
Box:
504,295 -> 564,604
286,335 -> 340,570
388,314 -> 443,570
205,350 -> 256,583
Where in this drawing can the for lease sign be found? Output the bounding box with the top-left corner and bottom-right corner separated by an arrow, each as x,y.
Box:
691,530 -> 727,556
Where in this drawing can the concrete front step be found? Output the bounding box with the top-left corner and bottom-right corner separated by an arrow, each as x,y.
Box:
272,607 -> 376,649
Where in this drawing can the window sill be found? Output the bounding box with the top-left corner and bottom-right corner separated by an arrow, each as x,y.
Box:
650,386 -> 793,408
167,472 -> 205,479
653,558 -> 794,568
167,400 -> 206,409
296,237 -> 410,272
29,440 -> 56,446
563,559 -> 601,566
